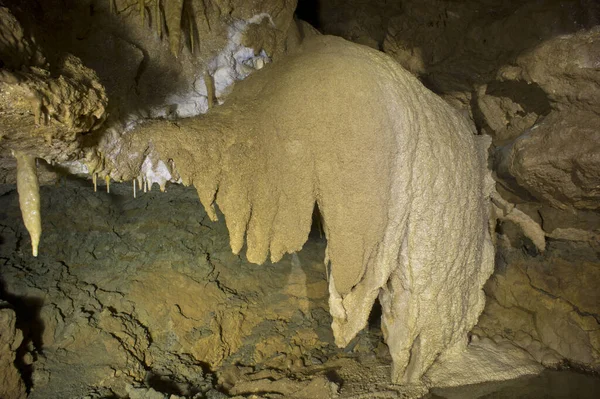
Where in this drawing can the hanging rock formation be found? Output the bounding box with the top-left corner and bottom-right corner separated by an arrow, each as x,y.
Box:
102,35 -> 495,383
314,0 -> 600,373
0,5 -> 108,256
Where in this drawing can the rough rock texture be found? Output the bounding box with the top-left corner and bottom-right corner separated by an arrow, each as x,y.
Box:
94,35 -> 494,384
0,5 -> 107,181
2,0 -> 599,395
0,303 -> 27,399
317,0 -> 600,376
496,110 -> 600,210
0,181 -> 558,399
474,238 -> 600,370
0,181 -> 343,398
0,0 -> 299,184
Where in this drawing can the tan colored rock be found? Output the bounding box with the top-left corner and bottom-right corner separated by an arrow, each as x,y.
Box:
0,6 -> 107,169
0,6 -> 45,69
476,249 -> 600,369
475,89 -> 540,145
499,28 -> 600,113
0,305 -> 27,399
107,35 -> 494,384
425,336 -> 543,389
220,366 -> 338,398
497,110 -> 600,210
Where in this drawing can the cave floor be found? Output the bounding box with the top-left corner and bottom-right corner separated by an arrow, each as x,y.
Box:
0,179 -> 598,399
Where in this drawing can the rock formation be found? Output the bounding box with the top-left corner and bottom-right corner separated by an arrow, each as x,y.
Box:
0,303 -> 27,399
1,0 -> 599,397
316,0 -> 600,376
92,35 -> 494,384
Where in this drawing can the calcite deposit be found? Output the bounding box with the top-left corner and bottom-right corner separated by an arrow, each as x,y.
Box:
1,0 -> 600,397
91,35 -> 495,384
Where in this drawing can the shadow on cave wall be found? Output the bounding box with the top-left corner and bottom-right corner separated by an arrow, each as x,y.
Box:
295,0 -> 322,30
0,280 -> 45,391
3,0 -> 202,143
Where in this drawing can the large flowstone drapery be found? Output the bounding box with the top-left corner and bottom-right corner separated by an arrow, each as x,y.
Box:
105,35 -> 495,383
15,35 -> 495,384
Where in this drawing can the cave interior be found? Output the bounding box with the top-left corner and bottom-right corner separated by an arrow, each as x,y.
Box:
0,0 -> 599,398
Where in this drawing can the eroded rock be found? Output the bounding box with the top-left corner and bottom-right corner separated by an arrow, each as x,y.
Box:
496,110 -> 600,210
475,241 -> 600,370
0,303 -> 27,399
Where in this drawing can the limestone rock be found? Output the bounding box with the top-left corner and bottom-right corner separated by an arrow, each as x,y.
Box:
0,0 -> 297,183
425,336 -> 544,389
496,110 -> 600,210
498,27 -> 600,113
0,304 -> 27,399
0,182 -> 337,398
108,35 -> 494,384
0,6 -> 45,69
0,7 -> 107,169
476,242 -> 600,370
219,366 -> 338,398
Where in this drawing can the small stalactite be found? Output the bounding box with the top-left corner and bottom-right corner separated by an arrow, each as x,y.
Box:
155,0 -> 162,37
188,10 -> 194,54
14,151 -> 42,257
139,0 -> 145,23
204,72 -> 215,109
130,0 -> 196,57
164,0 -> 185,57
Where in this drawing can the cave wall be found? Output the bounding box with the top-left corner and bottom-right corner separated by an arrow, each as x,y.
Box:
0,0 -> 599,397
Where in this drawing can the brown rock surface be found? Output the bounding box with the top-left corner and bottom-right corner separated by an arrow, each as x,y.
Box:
0,304 -> 27,399
0,182 -> 338,398
496,110 -> 600,210
0,6 -> 107,180
475,240 -> 600,369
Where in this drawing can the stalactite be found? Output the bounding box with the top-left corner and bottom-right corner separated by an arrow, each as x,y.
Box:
204,72 -> 215,109
117,36 -> 494,384
14,151 -> 42,257
155,0 -> 162,37
164,0 -> 185,57
189,11 -> 194,54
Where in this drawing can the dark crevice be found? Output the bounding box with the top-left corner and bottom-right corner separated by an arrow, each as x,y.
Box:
295,0 -> 321,29
368,298 -> 383,330
0,279 -> 45,393
486,81 -> 552,116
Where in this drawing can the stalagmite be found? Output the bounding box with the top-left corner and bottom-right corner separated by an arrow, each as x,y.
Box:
133,180 -> 137,198
93,173 -> 97,192
14,151 -> 42,257
105,175 -> 110,193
